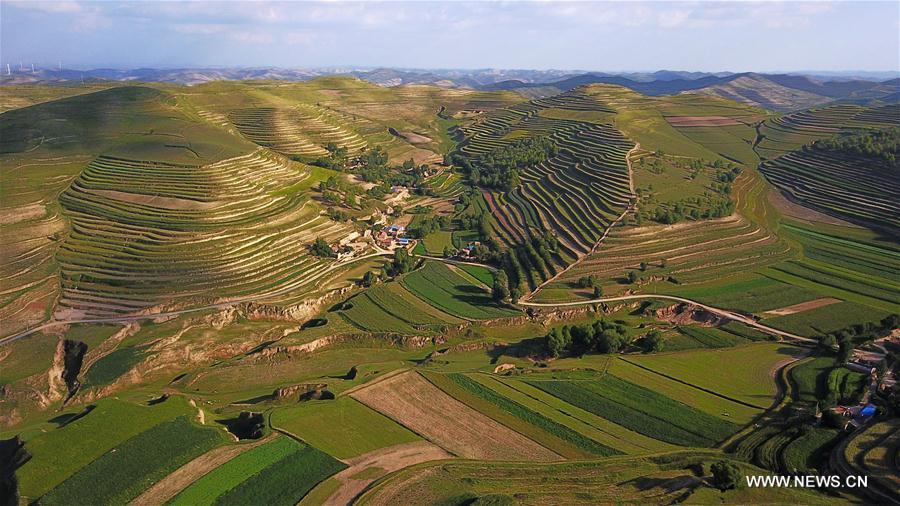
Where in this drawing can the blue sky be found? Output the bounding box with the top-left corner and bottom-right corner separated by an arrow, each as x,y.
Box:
2,1 -> 898,71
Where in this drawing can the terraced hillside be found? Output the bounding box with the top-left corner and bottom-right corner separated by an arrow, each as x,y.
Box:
456,90 -> 635,286
56,149 -> 349,318
0,86 -> 256,334
179,78 -> 523,166
755,103 -> 898,160
228,105 -> 367,158
757,104 -> 899,233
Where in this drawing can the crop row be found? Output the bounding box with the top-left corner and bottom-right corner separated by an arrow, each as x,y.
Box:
56,150 -> 351,317
447,373 -> 620,456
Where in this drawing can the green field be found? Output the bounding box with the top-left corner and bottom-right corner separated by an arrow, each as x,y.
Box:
16,397 -> 195,498
527,374 -> 739,447
212,441 -> 346,506
401,261 -> 519,319
619,344 -> 801,408
270,397 -> 420,459
2,76 -> 895,506
607,357 -> 760,423
357,451 -> 838,505
41,416 -> 227,505
446,373 -> 620,456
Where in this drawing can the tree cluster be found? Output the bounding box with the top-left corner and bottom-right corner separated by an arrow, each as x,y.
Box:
451,136 -> 558,190
810,126 -> 899,167
544,319 -> 630,358
408,215 -> 452,239
819,314 -> 899,364
309,237 -> 335,258
384,248 -> 415,277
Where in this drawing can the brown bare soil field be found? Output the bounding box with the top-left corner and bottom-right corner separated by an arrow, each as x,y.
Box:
131,435 -> 272,506
83,188 -> 222,211
763,297 -> 842,316
767,189 -> 860,227
0,203 -> 46,225
322,441 -> 451,505
665,116 -> 742,126
399,131 -> 432,144
350,371 -> 560,461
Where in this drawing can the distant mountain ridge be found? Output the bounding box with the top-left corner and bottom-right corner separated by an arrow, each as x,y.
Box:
2,66 -> 898,111
482,72 -> 900,111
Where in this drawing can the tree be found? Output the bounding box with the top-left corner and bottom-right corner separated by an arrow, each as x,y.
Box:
493,270 -> 510,302
643,330 -> 664,353
546,327 -> 568,358
639,261 -> 648,272
627,271 -> 638,284
509,287 -> 521,305
593,285 -> 603,298
660,258 -> 668,268
710,460 -> 743,491
837,334 -> 854,364
361,271 -> 378,287
390,248 -> 414,276
310,237 -> 335,258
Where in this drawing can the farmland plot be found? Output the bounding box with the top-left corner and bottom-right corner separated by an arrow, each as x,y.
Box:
350,370 -> 559,460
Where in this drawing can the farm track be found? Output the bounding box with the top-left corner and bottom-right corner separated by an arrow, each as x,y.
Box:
519,294 -> 818,345
522,143 -> 640,299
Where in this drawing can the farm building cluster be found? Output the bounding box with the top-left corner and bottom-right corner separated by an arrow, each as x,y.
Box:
375,224 -> 410,249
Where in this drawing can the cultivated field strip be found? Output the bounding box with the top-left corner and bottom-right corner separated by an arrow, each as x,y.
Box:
458,90 -> 634,278
350,371 -> 561,461
756,103 -> 899,161
761,149 -> 899,230
229,105 -> 367,157
55,149 -> 351,317
561,213 -> 790,287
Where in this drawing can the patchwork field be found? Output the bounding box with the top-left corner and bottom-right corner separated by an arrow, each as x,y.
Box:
1,76 -> 896,506
350,370 -> 560,461
357,451 -> 837,506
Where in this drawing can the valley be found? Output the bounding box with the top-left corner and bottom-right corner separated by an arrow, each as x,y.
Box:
1,73 -> 898,506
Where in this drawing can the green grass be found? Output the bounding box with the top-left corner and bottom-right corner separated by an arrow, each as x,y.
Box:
17,397 -> 194,498
41,416 -> 227,505
447,373 -> 619,456
679,276 -> 821,314
423,231 -> 454,255
357,450 -> 839,506
340,282 -> 461,333
81,345 -> 148,387
270,397 -> 420,459
475,376 -> 675,454
527,375 -> 739,447
790,356 -> 836,404
764,300 -> 891,336
170,436 -> 302,506
213,442 -> 346,506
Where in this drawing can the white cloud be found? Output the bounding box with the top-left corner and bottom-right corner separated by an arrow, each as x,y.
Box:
172,23 -> 229,35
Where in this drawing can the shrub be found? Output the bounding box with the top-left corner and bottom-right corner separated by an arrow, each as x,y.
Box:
710,460 -> 743,490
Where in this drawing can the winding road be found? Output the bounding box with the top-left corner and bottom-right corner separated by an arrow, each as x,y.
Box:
520,293 -> 818,345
